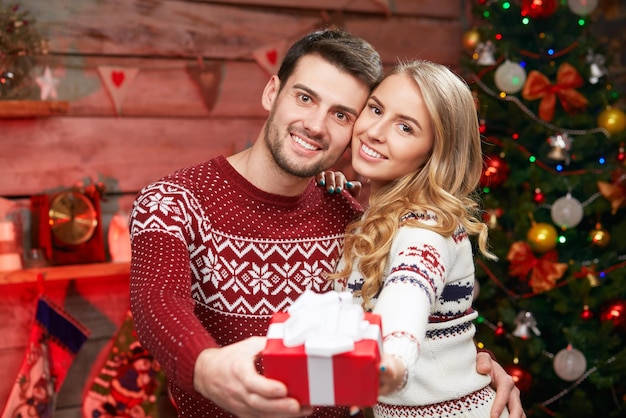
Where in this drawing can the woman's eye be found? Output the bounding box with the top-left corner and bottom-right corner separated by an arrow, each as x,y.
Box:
370,105 -> 382,115
400,123 -> 412,134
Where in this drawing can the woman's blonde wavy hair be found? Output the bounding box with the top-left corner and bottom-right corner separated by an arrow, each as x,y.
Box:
331,59 -> 496,310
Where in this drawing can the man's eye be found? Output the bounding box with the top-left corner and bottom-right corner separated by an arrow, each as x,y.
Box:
299,94 -> 311,103
335,112 -> 352,124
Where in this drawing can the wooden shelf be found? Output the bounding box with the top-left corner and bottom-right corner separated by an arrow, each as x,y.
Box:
0,262 -> 130,285
0,100 -> 69,118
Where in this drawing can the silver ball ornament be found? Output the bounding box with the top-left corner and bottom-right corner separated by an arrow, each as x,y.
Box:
551,194 -> 584,229
494,60 -> 527,94
553,346 -> 587,381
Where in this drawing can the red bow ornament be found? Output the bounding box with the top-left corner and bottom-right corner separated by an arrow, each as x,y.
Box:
522,62 -> 588,121
507,241 -> 568,293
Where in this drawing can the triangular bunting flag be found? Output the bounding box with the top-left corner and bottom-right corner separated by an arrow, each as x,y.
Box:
82,309 -> 166,418
1,296 -> 89,418
187,59 -> 223,113
97,66 -> 139,116
252,40 -> 288,76
371,0 -> 392,15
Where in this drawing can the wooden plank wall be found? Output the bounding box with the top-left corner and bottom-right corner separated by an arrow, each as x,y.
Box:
0,0 -> 464,416
1,0 -> 464,197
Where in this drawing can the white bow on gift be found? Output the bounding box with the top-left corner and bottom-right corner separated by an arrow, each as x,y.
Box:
282,290 -> 371,356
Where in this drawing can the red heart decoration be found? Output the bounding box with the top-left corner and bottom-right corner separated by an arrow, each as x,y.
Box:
266,49 -> 278,65
111,71 -> 125,87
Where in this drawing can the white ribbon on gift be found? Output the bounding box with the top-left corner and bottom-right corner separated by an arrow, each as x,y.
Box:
267,290 -> 379,405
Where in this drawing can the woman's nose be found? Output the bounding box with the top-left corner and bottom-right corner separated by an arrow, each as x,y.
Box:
366,120 -> 386,143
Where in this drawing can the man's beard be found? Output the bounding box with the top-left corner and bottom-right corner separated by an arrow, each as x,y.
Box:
263,117 -> 331,178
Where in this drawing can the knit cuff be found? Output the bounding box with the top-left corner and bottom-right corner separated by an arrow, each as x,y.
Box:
389,354 -> 409,394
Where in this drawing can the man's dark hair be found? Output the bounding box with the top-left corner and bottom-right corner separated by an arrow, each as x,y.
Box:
277,28 -> 383,92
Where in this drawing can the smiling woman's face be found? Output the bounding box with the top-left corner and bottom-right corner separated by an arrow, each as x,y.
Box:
351,72 -> 434,191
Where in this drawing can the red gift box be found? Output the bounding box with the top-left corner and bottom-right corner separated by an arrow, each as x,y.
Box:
262,310 -> 382,406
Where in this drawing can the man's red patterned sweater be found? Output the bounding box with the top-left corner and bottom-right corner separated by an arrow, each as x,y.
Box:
129,155 -> 362,417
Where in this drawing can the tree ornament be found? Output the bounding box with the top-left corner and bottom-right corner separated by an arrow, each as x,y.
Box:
494,321 -> 506,337
526,222 -> 557,252
600,299 -> 626,334
589,223 -> 610,248
585,48 -> 607,84
597,106 -> 626,135
533,187 -> 545,204
494,60 -> 527,94
482,208 -> 503,229
581,304 -> 593,320
617,143 -> 625,164
550,193 -> 584,229
512,311 -> 541,339
574,265 -> 601,287
553,345 -> 587,381
475,41 -> 497,66
462,29 -> 481,52
479,154 -> 509,188
479,118 -> 487,134
521,0 -> 558,19
597,170 -> 626,215
522,62 -> 588,122
504,364 -> 533,392
547,133 -> 573,164
507,241 -> 567,292
586,271 -> 601,287
568,0 -> 599,16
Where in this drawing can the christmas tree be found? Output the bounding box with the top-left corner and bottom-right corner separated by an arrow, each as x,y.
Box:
0,1 -> 46,99
460,0 -> 626,417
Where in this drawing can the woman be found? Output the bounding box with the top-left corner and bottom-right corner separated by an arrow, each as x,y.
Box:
332,60 -> 508,417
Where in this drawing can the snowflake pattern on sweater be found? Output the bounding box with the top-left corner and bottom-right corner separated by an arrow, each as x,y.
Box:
129,155 -> 363,417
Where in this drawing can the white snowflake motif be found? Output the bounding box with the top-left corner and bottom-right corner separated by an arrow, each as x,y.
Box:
145,193 -> 176,215
248,263 -> 274,294
300,260 -> 326,291
200,250 -> 223,287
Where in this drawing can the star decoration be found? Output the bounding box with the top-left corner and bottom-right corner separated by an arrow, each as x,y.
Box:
35,66 -> 60,100
597,171 -> 626,215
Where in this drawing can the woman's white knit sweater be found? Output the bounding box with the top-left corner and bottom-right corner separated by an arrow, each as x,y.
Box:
336,212 -> 505,417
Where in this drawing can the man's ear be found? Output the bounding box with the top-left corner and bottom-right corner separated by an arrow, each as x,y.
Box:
261,75 -> 281,111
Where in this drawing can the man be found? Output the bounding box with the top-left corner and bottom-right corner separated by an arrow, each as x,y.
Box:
129,28 -> 524,418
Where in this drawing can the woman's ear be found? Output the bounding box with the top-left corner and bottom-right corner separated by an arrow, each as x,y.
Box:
261,75 -> 281,111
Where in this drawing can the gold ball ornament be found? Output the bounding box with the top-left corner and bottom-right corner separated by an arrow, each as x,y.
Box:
462,29 -> 481,52
527,222 -> 558,253
589,224 -> 611,248
598,107 -> 626,135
